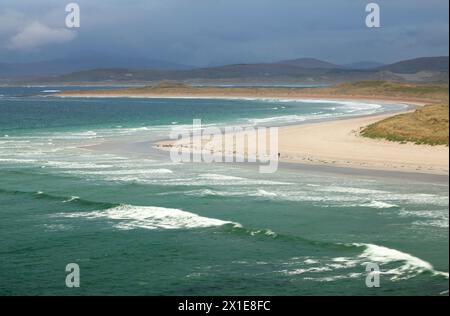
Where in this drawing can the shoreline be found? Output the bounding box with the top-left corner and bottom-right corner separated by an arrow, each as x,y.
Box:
71,92 -> 447,177
55,91 -> 434,106
147,97 -> 447,176
154,113 -> 449,176
273,113 -> 449,175
85,138 -> 449,184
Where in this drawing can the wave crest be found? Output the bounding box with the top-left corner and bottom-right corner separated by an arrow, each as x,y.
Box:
58,204 -> 242,230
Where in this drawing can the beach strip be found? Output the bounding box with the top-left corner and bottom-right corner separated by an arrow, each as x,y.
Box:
156,111 -> 449,175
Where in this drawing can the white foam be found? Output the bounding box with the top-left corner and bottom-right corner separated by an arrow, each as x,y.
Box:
76,168 -> 173,176
361,200 -> 398,209
412,220 -> 449,229
399,209 -> 448,220
194,173 -> 290,186
399,209 -> 449,228
181,188 -> 278,198
353,243 -> 448,280
62,196 -> 80,203
319,186 -> 388,195
253,189 -> 278,197
44,161 -> 113,169
0,158 -> 37,163
380,193 -> 448,207
58,204 -> 242,230
199,173 -> 245,181
244,99 -> 394,126
74,131 -> 97,136
280,266 -> 332,275
247,114 -> 307,125
183,189 -> 224,197
327,257 -> 360,269
280,255 -> 359,277
281,243 -> 448,282
249,229 -> 278,238
265,191 -> 362,203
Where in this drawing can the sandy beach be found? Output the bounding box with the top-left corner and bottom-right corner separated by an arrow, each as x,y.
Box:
276,113 -> 448,174
58,86 -> 448,176
155,102 -> 449,176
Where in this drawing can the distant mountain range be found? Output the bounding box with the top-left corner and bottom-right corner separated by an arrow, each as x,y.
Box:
378,56 -> 449,74
343,61 -> 386,70
2,56 -> 448,85
0,56 -> 193,79
264,58 -> 387,71
277,58 -> 341,69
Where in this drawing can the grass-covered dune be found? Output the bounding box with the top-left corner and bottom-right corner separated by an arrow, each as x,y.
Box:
58,80 -> 449,102
321,80 -> 449,103
327,81 -> 449,146
362,104 -> 449,145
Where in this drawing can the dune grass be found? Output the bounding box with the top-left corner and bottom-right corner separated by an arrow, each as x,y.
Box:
323,81 -> 449,103
362,104 -> 449,145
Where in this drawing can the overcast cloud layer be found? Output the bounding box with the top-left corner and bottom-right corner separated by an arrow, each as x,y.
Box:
0,0 -> 448,66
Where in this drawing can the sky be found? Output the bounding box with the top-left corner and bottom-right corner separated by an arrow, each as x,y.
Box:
0,0 -> 448,66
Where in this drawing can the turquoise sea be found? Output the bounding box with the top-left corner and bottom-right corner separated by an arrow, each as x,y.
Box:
0,86 -> 448,295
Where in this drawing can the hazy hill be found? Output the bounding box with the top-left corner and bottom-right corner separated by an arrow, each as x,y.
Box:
0,56 -> 192,79
277,58 -> 340,69
378,56 -> 449,74
343,61 -> 385,70
37,64 -> 372,84
8,56 -> 449,85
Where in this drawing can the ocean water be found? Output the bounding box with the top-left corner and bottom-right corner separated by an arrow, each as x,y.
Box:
0,86 -> 448,296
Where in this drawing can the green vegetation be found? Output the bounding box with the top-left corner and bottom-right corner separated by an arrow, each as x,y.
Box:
351,81 -> 449,145
323,81 -> 449,103
362,104 -> 449,145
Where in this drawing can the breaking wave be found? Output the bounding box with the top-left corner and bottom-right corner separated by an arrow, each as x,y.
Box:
352,243 -> 449,280
57,204 -> 242,230
279,243 -> 449,285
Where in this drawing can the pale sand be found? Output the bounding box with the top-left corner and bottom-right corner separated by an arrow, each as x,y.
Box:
65,91 -> 448,175
156,111 -> 449,176
275,114 -> 448,175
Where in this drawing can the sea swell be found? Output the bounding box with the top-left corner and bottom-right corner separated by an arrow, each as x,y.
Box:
56,204 -> 242,231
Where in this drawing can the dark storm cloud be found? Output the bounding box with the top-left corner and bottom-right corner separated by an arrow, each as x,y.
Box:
0,0 -> 448,65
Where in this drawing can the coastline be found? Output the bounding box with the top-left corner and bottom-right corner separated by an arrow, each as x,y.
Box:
274,113 -> 448,175
62,89 -> 447,176
85,137 -> 449,184
56,91 -> 437,106
131,96 -> 447,176
154,111 -> 448,176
